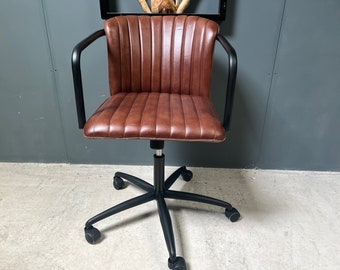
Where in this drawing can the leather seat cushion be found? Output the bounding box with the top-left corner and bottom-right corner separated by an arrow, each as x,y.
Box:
84,92 -> 226,142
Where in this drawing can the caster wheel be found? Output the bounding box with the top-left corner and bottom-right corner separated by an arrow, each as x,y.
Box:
168,257 -> 186,270
181,169 -> 193,182
113,176 -> 125,190
84,226 -> 101,244
225,207 -> 240,222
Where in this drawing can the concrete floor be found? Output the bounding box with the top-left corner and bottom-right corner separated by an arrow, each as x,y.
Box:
0,163 -> 339,270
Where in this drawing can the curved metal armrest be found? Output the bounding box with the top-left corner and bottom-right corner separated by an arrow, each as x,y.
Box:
71,29 -> 105,129
216,34 -> 238,131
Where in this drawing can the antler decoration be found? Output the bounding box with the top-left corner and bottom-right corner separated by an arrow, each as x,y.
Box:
138,0 -> 190,14
176,0 -> 190,13
138,0 -> 152,13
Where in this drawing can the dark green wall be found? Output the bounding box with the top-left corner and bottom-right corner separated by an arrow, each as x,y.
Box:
1,0 -> 339,171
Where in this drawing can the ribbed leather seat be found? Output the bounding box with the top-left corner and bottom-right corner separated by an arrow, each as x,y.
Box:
84,15 -> 225,142
84,92 -> 225,141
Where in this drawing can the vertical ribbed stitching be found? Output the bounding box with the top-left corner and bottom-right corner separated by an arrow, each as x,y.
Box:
89,95 -> 122,135
117,18 -> 128,93
189,18 -> 197,96
170,18 -> 175,93
160,18 -> 164,93
205,98 -> 219,140
115,18 -> 122,95
180,94 -> 188,139
179,17 -> 187,95
151,17 -> 155,92
199,20 -> 209,97
138,17 -> 143,92
122,93 -> 139,137
191,96 -> 203,139
107,18 -> 122,95
161,17 -> 165,92
127,18 -> 133,92
169,94 -> 173,137
108,93 -> 127,136
169,16 -> 175,93
155,93 -> 161,136
177,17 -> 184,94
139,92 -> 150,137
148,17 -> 152,92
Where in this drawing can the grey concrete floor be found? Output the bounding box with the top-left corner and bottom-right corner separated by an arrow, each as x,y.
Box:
0,163 -> 339,270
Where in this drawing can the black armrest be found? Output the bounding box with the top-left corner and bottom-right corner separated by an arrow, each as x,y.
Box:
71,29 -> 105,129
216,34 -> 238,131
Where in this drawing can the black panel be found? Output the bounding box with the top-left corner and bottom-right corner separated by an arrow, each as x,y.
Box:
99,0 -> 227,22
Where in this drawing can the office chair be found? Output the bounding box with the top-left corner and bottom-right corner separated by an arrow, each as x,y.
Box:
72,14 -> 239,270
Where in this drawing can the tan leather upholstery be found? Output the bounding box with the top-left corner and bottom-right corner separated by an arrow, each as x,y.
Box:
84,15 -> 226,142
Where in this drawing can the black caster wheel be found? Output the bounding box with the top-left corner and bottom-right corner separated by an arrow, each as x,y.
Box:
168,257 -> 186,270
113,176 -> 125,190
181,169 -> 193,182
225,207 -> 240,222
84,226 -> 101,244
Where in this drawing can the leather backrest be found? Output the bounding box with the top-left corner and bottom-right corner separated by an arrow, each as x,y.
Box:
104,15 -> 219,97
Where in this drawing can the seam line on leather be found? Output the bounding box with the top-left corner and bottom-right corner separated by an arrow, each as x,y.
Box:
138,16 -> 143,92
189,18 -> 197,96
116,18 -> 124,94
180,94 -> 188,139
168,93 -> 173,137
139,92 -> 150,137
169,16 -> 175,93
123,93 -> 139,137
160,17 -> 164,93
127,18 -> 133,93
192,96 -> 203,139
199,20 -> 209,97
180,17 -> 187,95
108,93 -> 126,136
155,93 -> 161,137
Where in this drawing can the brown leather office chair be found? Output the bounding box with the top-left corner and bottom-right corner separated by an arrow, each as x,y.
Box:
72,15 -> 239,270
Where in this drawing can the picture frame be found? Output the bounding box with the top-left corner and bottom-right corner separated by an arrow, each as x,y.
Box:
99,0 -> 228,22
